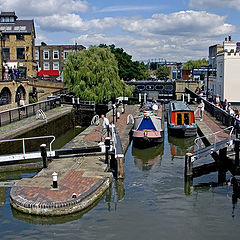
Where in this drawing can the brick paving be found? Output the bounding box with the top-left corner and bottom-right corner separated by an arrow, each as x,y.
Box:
84,105 -> 139,142
12,171 -> 100,203
10,104 -> 138,215
192,103 -> 230,144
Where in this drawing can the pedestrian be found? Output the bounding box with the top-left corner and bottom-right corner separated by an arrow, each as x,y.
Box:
215,94 -> 220,105
198,99 -> 205,121
13,65 -> 18,80
101,114 -> 109,142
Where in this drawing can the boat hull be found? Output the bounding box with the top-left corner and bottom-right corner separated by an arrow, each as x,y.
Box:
168,125 -> 197,137
132,130 -> 163,146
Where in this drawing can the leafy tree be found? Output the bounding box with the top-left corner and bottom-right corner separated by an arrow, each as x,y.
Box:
63,46 -> 133,103
156,65 -> 170,80
99,44 -> 149,80
182,58 -> 208,70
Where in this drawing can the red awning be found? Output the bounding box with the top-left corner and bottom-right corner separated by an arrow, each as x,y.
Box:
37,70 -> 59,76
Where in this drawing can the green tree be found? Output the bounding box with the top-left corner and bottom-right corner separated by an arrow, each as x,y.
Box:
182,58 -> 208,70
63,46 -> 133,102
156,65 -> 170,80
99,44 -> 149,80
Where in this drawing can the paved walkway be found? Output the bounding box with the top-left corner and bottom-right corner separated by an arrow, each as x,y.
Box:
10,104 -> 139,216
0,105 -> 73,140
192,103 -> 230,144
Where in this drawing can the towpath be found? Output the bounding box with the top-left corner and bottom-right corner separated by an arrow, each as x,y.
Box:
10,104 -> 139,215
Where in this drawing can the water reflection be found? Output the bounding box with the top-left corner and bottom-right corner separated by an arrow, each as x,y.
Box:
132,143 -> 164,171
168,136 -> 195,159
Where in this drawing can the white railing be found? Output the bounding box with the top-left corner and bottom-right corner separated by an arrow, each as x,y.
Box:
0,135 -> 55,162
194,126 -> 234,152
36,109 -> 47,122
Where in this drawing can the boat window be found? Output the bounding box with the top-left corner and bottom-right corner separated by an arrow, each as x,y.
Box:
146,85 -> 154,90
177,113 -> 182,125
137,85 -> 145,90
184,113 -> 190,125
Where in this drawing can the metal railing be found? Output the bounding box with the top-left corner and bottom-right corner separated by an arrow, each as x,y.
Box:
185,88 -> 238,129
0,135 -> 55,163
0,97 -> 60,127
194,126 -> 234,152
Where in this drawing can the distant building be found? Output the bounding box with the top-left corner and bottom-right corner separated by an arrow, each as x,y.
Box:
213,36 -> 240,103
0,11 -> 36,78
35,43 -> 85,80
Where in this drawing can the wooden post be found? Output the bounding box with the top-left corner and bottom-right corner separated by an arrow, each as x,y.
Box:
104,137 -> 111,166
234,139 -> 240,167
185,153 -> 193,177
218,147 -> 227,183
117,157 -> 125,179
40,144 -> 48,168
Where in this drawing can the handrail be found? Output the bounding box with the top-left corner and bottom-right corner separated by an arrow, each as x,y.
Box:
0,135 -> 56,155
194,126 -> 234,152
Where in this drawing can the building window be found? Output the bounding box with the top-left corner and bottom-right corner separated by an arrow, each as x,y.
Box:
43,50 -> 49,60
2,48 -> 10,60
17,48 -> 25,60
16,34 -> 24,40
43,62 -> 50,70
35,50 -> 39,60
53,50 -> 59,59
53,62 -> 59,70
64,50 -> 69,59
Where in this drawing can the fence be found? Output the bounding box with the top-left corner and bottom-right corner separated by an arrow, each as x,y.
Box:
185,88 -> 237,129
0,97 -> 61,127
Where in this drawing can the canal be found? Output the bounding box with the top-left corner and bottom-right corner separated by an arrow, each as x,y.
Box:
0,124 -> 239,239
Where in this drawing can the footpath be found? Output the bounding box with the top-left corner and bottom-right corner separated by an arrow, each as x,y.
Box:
10,104 -> 138,216
0,105 -> 73,140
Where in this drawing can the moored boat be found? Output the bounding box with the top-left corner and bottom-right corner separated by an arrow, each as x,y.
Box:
167,101 -> 197,137
132,103 -> 164,146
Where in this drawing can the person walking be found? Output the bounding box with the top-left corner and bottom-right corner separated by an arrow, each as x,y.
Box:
101,114 -> 109,142
198,99 -> 205,121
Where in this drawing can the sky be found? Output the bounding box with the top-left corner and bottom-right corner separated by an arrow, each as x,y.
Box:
1,0 -> 240,62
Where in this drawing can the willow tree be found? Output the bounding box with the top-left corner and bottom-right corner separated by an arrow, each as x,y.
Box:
63,46 -> 133,102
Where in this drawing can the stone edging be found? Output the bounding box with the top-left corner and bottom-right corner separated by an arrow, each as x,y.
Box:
10,176 -> 111,216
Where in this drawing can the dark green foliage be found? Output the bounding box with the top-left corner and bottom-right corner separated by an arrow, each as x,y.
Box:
63,46 -> 133,103
156,65 -> 170,80
99,44 -> 149,80
182,58 -> 208,70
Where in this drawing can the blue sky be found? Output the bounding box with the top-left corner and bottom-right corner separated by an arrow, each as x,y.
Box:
1,0 -> 239,62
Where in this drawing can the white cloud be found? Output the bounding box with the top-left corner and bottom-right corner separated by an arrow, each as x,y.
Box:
96,5 -> 164,13
189,0 -> 240,10
120,11 -> 236,38
72,34 -> 216,62
35,33 -> 51,45
36,14 -> 117,32
36,10 -> 235,40
0,0 -> 88,16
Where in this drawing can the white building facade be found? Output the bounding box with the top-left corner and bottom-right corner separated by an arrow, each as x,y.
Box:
213,38 -> 240,103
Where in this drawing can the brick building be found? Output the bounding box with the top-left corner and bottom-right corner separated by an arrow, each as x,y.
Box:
0,11 -> 36,79
35,43 -> 85,79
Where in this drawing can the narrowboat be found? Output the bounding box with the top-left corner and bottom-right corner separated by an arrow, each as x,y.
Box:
167,101 -> 197,137
132,103 -> 164,146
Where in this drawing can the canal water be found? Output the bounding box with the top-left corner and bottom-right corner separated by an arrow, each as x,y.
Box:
0,125 -> 240,239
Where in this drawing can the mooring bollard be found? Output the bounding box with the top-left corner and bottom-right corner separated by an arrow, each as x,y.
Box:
185,153 -> 193,177
234,139 -> 240,167
52,172 -> 58,188
105,137 -> 111,165
40,144 -> 47,168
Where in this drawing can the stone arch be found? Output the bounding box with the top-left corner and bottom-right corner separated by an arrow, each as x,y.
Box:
15,85 -> 26,103
0,87 -> 11,105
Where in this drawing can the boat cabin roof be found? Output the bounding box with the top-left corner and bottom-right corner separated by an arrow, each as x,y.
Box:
170,101 -> 193,112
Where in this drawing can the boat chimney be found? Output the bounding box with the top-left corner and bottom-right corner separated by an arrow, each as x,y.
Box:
229,35 -> 232,42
